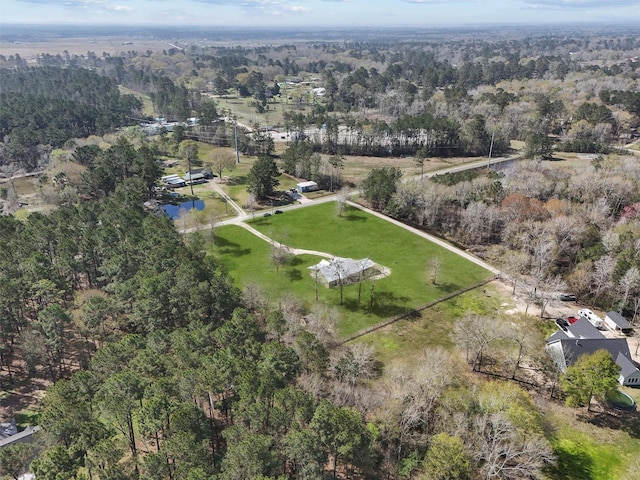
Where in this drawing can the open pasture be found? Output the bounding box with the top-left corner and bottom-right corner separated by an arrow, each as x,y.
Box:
212,202 -> 492,337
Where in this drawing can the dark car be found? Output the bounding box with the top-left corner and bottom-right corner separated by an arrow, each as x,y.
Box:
559,294 -> 577,302
555,318 -> 569,330
263,212 -> 271,217
274,209 -> 283,214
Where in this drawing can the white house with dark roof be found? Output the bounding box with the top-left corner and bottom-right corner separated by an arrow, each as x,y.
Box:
565,317 -> 605,339
617,352 -> 640,386
546,334 -> 640,387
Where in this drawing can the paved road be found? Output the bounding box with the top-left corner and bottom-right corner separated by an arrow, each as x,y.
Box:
419,153 -> 519,180
0,171 -> 42,181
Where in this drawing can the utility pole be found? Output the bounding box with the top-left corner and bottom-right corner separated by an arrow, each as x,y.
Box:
234,117 -> 240,164
487,130 -> 495,170
187,154 -> 195,208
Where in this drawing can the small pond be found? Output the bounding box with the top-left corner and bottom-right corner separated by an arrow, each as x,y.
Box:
162,200 -> 205,220
606,390 -> 636,410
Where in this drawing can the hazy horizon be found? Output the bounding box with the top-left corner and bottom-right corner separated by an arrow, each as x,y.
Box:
2,0 -> 639,28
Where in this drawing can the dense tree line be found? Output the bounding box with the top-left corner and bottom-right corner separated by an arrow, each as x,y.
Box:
361,155 -> 640,319
0,67 -> 141,170
3,28 -> 640,173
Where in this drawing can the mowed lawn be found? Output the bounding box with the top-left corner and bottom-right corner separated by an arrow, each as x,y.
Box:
211,202 -> 492,337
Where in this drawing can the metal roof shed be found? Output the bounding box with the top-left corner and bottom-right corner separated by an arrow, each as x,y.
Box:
605,311 -> 633,334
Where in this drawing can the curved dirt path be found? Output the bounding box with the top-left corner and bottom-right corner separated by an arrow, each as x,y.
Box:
236,222 -> 334,259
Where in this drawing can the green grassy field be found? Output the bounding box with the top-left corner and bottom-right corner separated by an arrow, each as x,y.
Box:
211,202 -> 492,337
118,86 -> 155,117
214,82 -> 322,128
546,409 -> 640,480
359,284 -> 510,364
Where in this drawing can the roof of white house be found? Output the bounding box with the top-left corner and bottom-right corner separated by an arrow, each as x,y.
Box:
616,352 -> 640,378
566,317 -> 605,339
297,181 -> 318,188
547,330 -> 569,343
548,338 -> 632,371
309,257 -> 375,284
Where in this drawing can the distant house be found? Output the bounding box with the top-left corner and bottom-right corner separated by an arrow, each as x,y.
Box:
546,335 -> 640,387
165,178 -> 186,188
604,311 -> 633,334
0,419 -> 40,449
185,168 -> 214,179
308,257 -> 377,288
182,172 -> 207,185
161,174 -> 181,183
296,181 -> 318,193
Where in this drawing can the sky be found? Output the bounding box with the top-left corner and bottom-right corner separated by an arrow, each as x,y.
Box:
1,0 -> 640,28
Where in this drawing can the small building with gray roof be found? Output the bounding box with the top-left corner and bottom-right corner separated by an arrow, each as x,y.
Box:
605,311 -> 633,335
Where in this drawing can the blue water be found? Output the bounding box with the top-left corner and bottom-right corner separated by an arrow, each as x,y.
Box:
162,200 -> 205,219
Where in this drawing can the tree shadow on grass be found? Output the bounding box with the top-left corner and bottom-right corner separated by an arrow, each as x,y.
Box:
213,235 -> 251,257
252,217 -> 272,226
586,407 -> 640,439
214,236 -> 239,248
226,175 -> 248,186
434,282 -> 462,294
546,442 -> 594,480
342,213 -> 366,222
289,257 -> 305,267
286,268 -> 302,281
340,291 -> 410,317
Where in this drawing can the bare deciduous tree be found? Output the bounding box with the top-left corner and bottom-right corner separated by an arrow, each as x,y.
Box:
244,193 -> 257,219
472,412 -> 555,480
270,232 -> 291,273
242,283 -> 268,314
207,152 -> 236,180
336,186 -> 352,217
453,315 -> 506,372
537,275 -> 567,318
617,266 -> 640,314
592,255 -> 615,300
383,348 -> 457,466
500,249 -> 530,295
306,303 -> 338,345
427,256 -> 443,285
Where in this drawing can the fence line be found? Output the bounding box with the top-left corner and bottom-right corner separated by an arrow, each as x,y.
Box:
338,275 -> 499,345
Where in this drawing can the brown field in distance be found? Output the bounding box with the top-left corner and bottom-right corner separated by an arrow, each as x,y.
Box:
0,37 -> 170,59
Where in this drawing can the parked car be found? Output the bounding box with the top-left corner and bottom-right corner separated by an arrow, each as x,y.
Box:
555,318 -> 569,330
274,209 -> 283,214
567,316 -> 578,324
263,212 -> 271,217
559,294 -> 577,302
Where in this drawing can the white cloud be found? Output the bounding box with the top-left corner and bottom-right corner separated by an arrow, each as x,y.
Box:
519,0 -> 640,8
287,5 -> 310,12
109,5 -> 133,12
